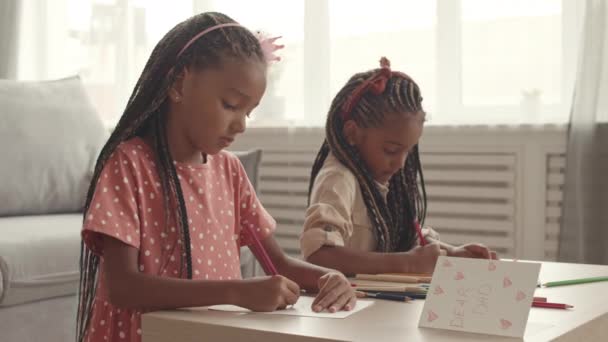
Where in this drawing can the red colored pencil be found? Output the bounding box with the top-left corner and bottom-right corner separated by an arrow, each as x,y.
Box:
532,301 -> 573,309
414,220 -> 427,246
245,225 -> 278,276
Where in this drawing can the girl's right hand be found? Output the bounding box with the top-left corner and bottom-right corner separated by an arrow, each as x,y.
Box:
236,275 -> 301,312
405,243 -> 446,274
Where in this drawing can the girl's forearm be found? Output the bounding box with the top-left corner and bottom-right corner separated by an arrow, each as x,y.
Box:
260,235 -> 333,292
305,245 -> 412,276
105,269 -> 245,310
275,255 -> 330,292
102,235 -> 247,311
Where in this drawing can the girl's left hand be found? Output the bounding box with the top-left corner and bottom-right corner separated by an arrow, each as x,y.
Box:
448,243 -> 498,259
311,272 -> 356,313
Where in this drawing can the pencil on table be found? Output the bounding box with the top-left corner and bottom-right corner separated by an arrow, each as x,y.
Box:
355,291 -> 411,302
542,276 -> 608,287
532,301 -> 573,309
351,284 -> 427,293
355,274 -> 432,284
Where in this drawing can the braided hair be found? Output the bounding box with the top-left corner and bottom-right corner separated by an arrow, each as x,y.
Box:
308,60 -> 427,253
76,12 -> 265,341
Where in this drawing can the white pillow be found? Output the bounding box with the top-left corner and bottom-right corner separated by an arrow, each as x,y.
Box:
0,76 -> 108,216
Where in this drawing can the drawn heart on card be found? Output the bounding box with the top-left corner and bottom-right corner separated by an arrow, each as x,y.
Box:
442,259 -> 453,267
515,290 -> 526,301
427,310 -> 439,322
454,271 -> 465,280
503,276 -> 513,288
488,261 -> 497,271
500,319 -> 512,329
434,286 -> 444,295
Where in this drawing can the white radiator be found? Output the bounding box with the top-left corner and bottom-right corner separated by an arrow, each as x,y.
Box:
545,153 -> 566,260
422,152 -> 516,256
231,125 -> 567,260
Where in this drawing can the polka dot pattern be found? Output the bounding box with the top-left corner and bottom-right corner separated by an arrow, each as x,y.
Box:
82,137 -> 275,341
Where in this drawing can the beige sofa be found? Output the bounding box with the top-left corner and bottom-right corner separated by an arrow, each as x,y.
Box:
0,77 -> 263,342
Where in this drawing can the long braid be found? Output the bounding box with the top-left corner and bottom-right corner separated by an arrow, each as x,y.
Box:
76,12 -> 264,342
308,141 -> 330,206
414,145 -> 428,226
153,111 -> 193,278
308,68 -> 427,253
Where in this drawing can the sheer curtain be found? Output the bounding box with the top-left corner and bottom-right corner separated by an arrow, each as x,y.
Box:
16,0 -> 194,125
14,0 -> 578,127
559,0 -> 608,265
0,0 -> 21,79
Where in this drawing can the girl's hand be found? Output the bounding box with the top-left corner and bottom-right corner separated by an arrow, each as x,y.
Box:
405,242 -> 446,274
447,243 -> 498,259
311,272 -> 356,313
237,275 -> 300,312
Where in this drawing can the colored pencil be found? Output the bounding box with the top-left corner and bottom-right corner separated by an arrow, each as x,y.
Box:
398,292 -> 427,300
415,219 -> 427,246
359,290 -> 427,300
355,274 -> 432,283
351,284 -> 427,293
532,301 -> 573,309
384,273 -> 433,278
355,291 -> 411,302
245,225 -> 278,276
543,276 -> 608,287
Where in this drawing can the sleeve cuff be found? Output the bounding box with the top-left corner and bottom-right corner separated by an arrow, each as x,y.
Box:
299,227 -> 345,259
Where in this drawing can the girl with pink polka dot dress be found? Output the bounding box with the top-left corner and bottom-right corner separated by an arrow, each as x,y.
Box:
76,12 -> 355,342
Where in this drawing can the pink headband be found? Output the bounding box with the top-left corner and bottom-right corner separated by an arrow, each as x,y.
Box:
176,23 -> 284,63
340,57 -> 412,120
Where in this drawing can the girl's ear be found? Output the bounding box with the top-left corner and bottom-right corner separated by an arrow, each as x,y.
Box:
342,120 -> 361,146
168,68 -> 188,103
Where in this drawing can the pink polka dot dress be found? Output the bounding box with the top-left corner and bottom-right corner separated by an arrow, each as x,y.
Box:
82,137 -> 275,341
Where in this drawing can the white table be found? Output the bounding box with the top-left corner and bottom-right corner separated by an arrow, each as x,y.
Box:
143,261 -> 608,341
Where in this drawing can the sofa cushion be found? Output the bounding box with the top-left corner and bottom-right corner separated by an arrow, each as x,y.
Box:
0,150 -> 265,306
0,214 -> 82,306
232,149 -> 262,192
0,76 -> 107,216
232,149 -> 264,277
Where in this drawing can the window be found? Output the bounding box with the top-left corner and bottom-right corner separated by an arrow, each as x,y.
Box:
210,0 -> 305,125
461,0 -> 562,107
329,0 -> 437,115
18,0 -> 193,124
16,0 -> 582,126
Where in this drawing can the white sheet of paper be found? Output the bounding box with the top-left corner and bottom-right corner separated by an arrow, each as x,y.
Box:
525,322 -> 555,337
201,296 -> 373,319
418,256 -> 541,338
